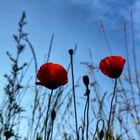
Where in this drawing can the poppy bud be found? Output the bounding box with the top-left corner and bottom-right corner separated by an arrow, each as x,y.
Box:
83,75 -> 89,87
68,49 -> 73,55
51,109 -> 56,121
4,130 -> 14,139
99,129 -> 104,140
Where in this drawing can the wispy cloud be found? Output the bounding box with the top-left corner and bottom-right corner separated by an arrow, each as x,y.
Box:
48,0 -> 140,30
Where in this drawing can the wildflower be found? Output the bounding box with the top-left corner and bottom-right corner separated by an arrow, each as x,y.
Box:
99,56 -> 126,78
36,63 -> 68,89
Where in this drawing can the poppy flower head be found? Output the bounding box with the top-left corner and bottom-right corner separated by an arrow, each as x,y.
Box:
99,56 -> 126,78
36,63 -> 68,89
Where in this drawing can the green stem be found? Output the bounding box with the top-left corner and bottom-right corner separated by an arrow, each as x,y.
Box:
86,95 -> 89,140
69,50 -> 79,140
49,120 -> 54,140
82,96 -> 88,140
106,78 -> 117,140
44,89 -> 53,140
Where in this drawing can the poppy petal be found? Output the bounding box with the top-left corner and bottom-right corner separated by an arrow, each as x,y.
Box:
36,63 -> 68,89
99,56 -> 126,78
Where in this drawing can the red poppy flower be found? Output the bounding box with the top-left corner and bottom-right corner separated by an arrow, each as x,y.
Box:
99,56 -> 126,78
36,63 -> 68,89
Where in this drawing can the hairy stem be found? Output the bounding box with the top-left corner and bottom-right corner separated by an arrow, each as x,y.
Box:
106,78 -> 117,140
69,49 -> 79,140
44,89 -> 53,140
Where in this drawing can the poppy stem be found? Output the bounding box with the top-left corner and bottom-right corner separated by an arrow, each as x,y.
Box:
69,49 -> 79,140
44,89 -> 53,140
86,94 -> 89,140
49,120 -> 54,140
82,97 -> 88,140
92,119 -> 105,140
106,78 -> 117,140
78,126 -> 83,139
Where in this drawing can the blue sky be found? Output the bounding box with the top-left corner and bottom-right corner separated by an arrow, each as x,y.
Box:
0,0 -> 140,94
0,0 -> 140,138
0,0 -> 140,64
